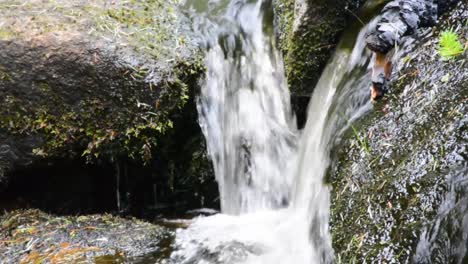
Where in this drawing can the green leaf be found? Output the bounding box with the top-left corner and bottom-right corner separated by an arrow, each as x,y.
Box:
438,30 -> 464,60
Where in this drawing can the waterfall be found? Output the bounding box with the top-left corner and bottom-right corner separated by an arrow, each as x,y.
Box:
196,0 -> 297,215
169,0 -> 377,263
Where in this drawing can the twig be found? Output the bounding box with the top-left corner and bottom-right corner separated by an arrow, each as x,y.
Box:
345,7 -> 365,26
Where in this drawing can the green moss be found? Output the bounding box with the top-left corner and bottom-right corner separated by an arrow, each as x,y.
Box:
91,0 -> 181,59
1,95 -> 169,163
0,0 -> 186,62
273,0 -> 295,54
0,70 -> 12,82
35,81 -> 51,93
0,58 -> 204,164
0,29 -> 13,40
274,0 -> 353,94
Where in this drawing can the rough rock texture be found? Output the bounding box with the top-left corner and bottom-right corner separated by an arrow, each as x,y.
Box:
437,0 -> 461,14
0,0 -> 216,211
365,0 -> 460,54
330,3 -> 467,262
0,209 -> 172,263
273,0 -> 365,96
0,0 -> 196,169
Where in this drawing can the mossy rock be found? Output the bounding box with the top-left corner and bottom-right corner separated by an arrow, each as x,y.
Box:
0,0 -> 211,198
273,0 -> 365,96
330,3 -> 467,262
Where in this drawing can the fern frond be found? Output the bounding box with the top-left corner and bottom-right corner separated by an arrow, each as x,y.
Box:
438,30 -> 464,60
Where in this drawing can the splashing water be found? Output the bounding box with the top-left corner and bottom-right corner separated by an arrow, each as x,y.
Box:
196,0 -> 297,215
169,0 -> 376,263
414,167 -> 468,264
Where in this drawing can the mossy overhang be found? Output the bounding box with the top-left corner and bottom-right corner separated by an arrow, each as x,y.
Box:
0,0 -> 205,168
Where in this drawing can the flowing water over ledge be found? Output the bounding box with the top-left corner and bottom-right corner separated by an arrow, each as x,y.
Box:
195,0 -> 298,215
38,1 -> 464,263
141,0 -> 379,263
0,1 -> 466,263
131,0 -> 467,263
414,168 -> 468,263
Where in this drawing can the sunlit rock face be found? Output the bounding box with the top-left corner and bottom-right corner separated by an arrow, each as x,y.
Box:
365,0 -> 461,54
365,0 -> 462,101
330,2 -> 467,262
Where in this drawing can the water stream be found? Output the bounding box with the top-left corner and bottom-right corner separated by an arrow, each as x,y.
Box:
159,0 -> 378,263
154,0 -> 380,264
195,0 -> 297,215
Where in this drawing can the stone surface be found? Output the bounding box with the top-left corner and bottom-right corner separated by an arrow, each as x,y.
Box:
0,209 -> 173,263
0,0 -> 217,214
330,3 -> 467,262
273,0 -> 365,97
365,0 -> 460,54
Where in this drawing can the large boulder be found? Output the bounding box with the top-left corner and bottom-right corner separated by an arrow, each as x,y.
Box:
330,3 -> 467,262
0,0 -> 216,214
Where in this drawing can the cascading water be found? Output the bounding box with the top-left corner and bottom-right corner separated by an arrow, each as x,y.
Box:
196,0 -> 298,215
167,0 -> 378,263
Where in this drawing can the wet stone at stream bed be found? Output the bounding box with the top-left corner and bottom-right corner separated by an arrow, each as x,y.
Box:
0,209 -> 173,263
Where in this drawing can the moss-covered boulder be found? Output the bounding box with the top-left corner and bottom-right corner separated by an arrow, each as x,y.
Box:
273,0 -> 365,96
0,0 -> 216,212
330,3 -> 467,262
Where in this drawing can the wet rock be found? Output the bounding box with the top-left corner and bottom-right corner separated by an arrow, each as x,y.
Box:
365,0 -> 460,54
437,0 -> 461,14
273,0 -> 366,96
0,209 -> 172,263
413,168 -> 468,263
331,2 -> 467,262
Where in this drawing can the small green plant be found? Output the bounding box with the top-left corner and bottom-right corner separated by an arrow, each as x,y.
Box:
338,111 -> 371,155
438,30 -> 464,60
351,124 -> 371,155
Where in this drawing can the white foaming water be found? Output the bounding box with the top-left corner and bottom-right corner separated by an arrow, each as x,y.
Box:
196,0 -> 297,215
170,0 -> 375,263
